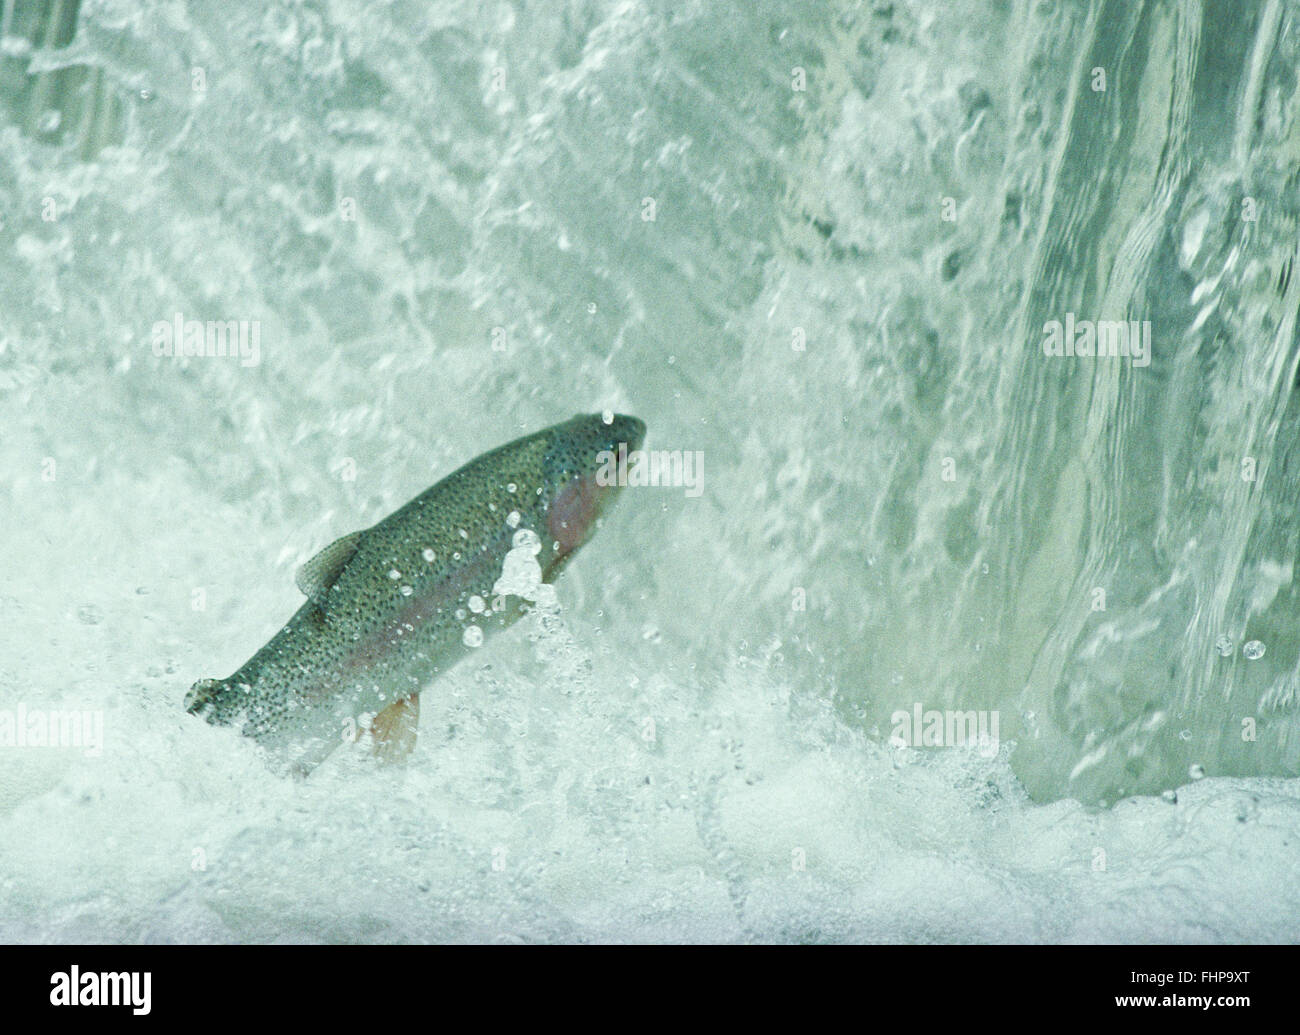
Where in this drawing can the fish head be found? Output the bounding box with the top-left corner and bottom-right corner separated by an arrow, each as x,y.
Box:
539,412 -> 645,576
183,676 -> 240,725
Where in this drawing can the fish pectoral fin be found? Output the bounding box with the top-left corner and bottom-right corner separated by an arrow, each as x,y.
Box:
295,530 -> 364,606
369,693 -> 420,765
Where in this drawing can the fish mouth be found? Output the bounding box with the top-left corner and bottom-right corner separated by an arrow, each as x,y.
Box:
610,414 -> 646,453
541,413 -> 646,568
185,677 -> 233,725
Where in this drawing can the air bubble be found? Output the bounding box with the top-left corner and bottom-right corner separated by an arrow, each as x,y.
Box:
511,529 -> 542,554
506,511 -> 521,528
1189,764 -> 1206,780
1214,635 -> 1233,657
455,608 -> 467,621
602,410 -> 614,424
388,569 -> 401,580
399,585 -> 413,596
506,483 -> 517,493
1243,640 -> 1265,660
468,595 -> 486,614
463,625 -> 483,648
1161,789 -> 1178,804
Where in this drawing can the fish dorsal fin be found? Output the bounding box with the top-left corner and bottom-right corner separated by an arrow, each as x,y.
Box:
295,530 -> 363,605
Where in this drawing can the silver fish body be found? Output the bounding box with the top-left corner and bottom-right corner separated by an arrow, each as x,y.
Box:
185,413 -> 646,775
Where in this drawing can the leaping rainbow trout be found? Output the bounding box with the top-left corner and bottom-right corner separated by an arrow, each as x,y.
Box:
185,413 -> 646,776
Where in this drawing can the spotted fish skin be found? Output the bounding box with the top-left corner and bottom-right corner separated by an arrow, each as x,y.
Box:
185,413 -> 646,775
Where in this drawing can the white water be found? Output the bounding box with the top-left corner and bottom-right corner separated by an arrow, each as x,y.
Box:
1,0 -> 1298,942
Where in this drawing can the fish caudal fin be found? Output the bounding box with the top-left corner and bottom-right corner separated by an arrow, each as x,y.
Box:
368,693 -> 420,764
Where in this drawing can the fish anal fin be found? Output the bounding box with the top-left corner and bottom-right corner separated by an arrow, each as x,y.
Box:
369,693 -> 420,765
295,530 -> 364,606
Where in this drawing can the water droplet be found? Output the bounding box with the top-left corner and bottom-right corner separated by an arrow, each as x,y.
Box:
463,626 -> 483,647
1214,635 -> 1233,657
388,569 -> 401,580
1243,640 -> 1265,660
422,548 -> 436,563
399,585 -> 413,597
506,510 -> 520,528
1160,789 -> 1178,804
1189,764 -> 1206,780
506,483 -> 517,493
468,595 -> 486,614
511,529 -> 541,554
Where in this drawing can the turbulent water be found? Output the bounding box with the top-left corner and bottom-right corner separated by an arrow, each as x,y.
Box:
1,0 -> 1298,942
